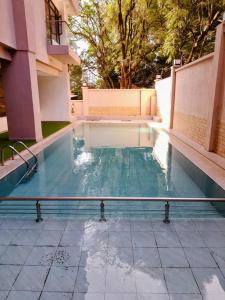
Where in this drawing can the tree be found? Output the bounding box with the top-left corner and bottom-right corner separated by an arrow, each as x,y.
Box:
71,0 -> 120,88
70,0 -> 225,89
161,0 -> 225,63
69,65 -> 83,99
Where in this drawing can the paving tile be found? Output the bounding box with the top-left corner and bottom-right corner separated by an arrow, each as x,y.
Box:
0,246 -> 7,258
164,268 -> 199,294
152,221 -> 175,232
44,219 -> 68,230
184,248 -> 217,268
11,230 -> 41,246
200,231 -> 225,247
106,293 -> 137,300
135,267 -> 167,293
0,291 -> 8,300
12,266 -> 49,291
25,246 -> 57,266
22,219 -> 46,229
106,265 -> 136,293
36,230 -> 63,246
7,291 -> 40,300
173,220 -> 197,232
133,247 -> 161,267
130,220 -> 153,232
194,220 -> 220,231
192,267 -> 225,298
80,248 -> 107,268
44,266 -> 78,292
215,220 -> 225,231
211,247 -> 225,268
40,292 -> 73,300
0,265 -> 21,291
107,247 -> 133,267
220,268 -> 225,279
0,246 -> 32,265
0,220 -> 25,229
75,267 -> 106,293
0,230 -> 18,246
159,248 -> 189,267
108,220 -> 131,232
60,231 -> 84,247
177,231 -> 206,247
169,295 -> 202,300
137,294 -> 169,300
132,231 -> 156,247
73,293 -> 105,300
154,231 -> 181,247
53,247 -> 81,267
83,230 -> 108,250
66,220 -> 93,231
109,231 -> 132,248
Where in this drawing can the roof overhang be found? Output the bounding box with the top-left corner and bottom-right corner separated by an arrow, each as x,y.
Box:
47,45 -> 80,65
0,45 -> 12,61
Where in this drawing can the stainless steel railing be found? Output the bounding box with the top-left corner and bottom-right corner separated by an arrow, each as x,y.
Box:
0,196 -> 225,223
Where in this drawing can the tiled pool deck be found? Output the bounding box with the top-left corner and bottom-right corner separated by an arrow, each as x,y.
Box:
0,217 -> 225,299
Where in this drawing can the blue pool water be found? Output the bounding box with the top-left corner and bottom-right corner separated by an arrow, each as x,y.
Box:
0,123 -> 225,218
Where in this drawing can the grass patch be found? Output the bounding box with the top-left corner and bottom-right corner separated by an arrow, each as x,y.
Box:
0,121 -> 70,162
42,121 -> 70,138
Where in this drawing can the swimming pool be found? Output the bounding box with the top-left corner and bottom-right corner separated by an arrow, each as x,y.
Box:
0,122 -> 225,218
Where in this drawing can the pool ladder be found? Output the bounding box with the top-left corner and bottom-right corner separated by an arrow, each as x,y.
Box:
0,141 -> 38,185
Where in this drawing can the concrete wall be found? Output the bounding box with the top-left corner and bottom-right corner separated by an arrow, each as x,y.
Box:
38,65 -> 71,121
155,77 -> 172,128
155,23 -> 225,161
81,88 -> 156,119
0,117 -> 7,133
173,54 -> 213,147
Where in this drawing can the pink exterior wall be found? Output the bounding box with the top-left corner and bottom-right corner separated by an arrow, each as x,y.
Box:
2,51 -> 42,140
0,0 -> 16,49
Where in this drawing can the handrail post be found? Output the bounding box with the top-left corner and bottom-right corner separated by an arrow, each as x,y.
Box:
163,201 -> 170,224
99,200 -> 106,222
36,201 -> 43,223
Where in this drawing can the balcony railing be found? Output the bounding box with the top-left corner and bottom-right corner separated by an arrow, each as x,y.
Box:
46,19 -> 78,54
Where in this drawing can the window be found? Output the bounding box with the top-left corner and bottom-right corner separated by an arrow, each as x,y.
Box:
45,0 -> 62,45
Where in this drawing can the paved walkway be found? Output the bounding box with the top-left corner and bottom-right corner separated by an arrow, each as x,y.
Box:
0,217 -> 225,299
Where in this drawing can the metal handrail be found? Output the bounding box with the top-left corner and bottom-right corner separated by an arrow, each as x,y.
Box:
0,196 -> 225,202
0,145 -> 29,170
0,196 -> 225,223
46,20 -> 77,51
13,141 -> 38,164
47,20 -> 75,37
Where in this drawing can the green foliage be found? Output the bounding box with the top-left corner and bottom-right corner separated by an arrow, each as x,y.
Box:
0,122 -> 70,161
70,0 -> 225,88
161,0 -> 225,62
69,65 -> 83,99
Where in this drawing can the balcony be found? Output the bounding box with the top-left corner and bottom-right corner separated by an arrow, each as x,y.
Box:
46,20 -> 80,65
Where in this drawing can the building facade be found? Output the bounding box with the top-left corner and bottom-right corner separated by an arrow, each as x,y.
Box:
0,0 -> 80,141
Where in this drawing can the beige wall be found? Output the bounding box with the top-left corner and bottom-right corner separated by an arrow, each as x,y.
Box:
81,88 -> 156,118
38,65 -> 71,121
155,77 -> 172,128
0,117 -> 7,133
173,54 -> 213,147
